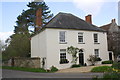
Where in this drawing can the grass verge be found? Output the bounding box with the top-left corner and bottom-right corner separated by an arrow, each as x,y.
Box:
91,66 -> 112,72
2,66 -> 47,73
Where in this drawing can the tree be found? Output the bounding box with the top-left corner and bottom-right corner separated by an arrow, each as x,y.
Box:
14,1 -> 53,34
2,33 -> 30,60
67,46 -> 79,64
2,1 -> 53,61
108,31 -> 120,61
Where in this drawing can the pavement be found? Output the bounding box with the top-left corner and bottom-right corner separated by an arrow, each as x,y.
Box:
2,69 -> 103,79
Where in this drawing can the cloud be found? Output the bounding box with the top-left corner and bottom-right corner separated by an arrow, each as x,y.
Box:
0,31 -> 13,41
73,0 -> 105,16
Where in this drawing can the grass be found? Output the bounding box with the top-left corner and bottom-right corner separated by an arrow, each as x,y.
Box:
91,66 -> 113,72
2,66 -> 47,73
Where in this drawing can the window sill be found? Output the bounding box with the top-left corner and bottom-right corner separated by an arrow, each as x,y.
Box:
94,43 -> 100,44
78,42 -> 85,44
59,42 -> 67,44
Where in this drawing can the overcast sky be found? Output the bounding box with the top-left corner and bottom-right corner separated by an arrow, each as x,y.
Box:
0,0 -> 119,41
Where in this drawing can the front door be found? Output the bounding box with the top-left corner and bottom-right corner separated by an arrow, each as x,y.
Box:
79,53 -> 84,65
109,52 -> 112,60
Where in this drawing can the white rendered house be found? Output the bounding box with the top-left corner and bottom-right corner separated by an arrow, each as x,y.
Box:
31,12 -> 109,69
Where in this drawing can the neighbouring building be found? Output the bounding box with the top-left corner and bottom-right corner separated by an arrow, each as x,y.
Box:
31,10 -> 109,69
100,19 -> 120,60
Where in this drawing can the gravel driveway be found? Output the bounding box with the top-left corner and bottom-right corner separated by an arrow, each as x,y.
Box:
56,64 -> 112,73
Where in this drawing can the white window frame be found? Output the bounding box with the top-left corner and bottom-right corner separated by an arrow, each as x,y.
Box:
59,31 -> 67,43
93,33 -> 99,43
94,49 -> 99,57
78,32 -> 84,43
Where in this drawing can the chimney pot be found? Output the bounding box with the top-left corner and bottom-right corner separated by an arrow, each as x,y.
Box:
111,19 -> 116,23
85,14 -> 92,24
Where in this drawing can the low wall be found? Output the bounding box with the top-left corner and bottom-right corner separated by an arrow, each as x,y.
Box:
3,57 -> 41,68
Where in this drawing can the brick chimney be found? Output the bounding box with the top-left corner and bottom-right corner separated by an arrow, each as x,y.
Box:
35,8 -> 42,32
111,19 -> 116,23
85,14 -> 92,24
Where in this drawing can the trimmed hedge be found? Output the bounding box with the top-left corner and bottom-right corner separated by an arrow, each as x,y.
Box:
71,64 -> 81,68
102,60 -> 113,64
91,66 -> 112,72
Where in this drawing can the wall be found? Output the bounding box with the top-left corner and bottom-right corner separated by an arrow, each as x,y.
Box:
31,30 -> 47,68
45,28 -> 109,69
2,57 -> 41,68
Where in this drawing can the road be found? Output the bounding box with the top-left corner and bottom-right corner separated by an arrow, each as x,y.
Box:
2,69 -> 104,80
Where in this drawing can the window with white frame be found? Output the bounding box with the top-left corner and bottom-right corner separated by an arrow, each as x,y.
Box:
93,33 -> 98,43
59,31 -> 66,43
78,33 -> 83,43
94,49 -> 99,57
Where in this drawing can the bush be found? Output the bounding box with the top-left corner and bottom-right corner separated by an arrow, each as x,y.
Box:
103,72 -> 120,79
102,60 -> 113,64
71,64 -> 81,68
60,59 -> 69,64
50,66 -> 58,72
91,66 -> 112,72
112,62 -> 120,69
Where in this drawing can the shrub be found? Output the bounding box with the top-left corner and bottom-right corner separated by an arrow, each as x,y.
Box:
102,60 -> 113,64
112,62 -> 120,69
50,66 -> 58,72
87,55 -> 102,66
71,64 -> 81,68
91,66 -> 112,72
60,59 -> 69,64
103,72 -> 120,79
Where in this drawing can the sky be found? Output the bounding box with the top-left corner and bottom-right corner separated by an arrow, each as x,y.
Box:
0,0 -> 119,41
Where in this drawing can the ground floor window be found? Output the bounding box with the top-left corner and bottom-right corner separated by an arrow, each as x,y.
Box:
60,49 -> 69,64
94,49 -> 99,57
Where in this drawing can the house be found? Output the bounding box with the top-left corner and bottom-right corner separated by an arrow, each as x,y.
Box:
31,10 -> 109,69
100,19 -> 120,60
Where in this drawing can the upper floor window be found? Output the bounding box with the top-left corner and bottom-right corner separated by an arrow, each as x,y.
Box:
94,49 -> 99,57
59,31 -> 66,43
78,33 -> 83,43
93,33 -> 98,43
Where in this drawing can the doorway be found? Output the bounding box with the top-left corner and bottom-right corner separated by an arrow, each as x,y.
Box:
79,49 -> 84,66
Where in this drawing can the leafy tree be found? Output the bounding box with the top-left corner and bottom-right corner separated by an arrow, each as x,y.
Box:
14,1 -> 53,34
108,31 -> 120,61
67,46 -> 79,64
2,33 -> 30,60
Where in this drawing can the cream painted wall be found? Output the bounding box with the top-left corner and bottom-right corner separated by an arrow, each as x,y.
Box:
31,30 -> 47,68
31,28 -> 109,69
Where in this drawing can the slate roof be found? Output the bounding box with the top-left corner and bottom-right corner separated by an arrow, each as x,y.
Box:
44,12 -> 106,32
100,23 -> 112,31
